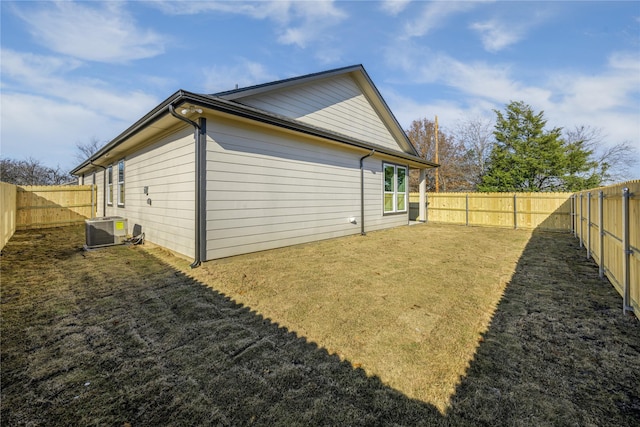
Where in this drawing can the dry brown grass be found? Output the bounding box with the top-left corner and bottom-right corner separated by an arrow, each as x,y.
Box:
2,224 -> 638,426
160,223 -> 531,412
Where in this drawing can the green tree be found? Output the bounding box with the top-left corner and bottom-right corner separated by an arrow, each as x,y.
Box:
478,101 -> 600,192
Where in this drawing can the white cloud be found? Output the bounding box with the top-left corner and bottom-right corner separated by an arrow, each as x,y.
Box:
152,0 -> 347,48
0,93 -> 129,170
543,51 -> 640,166
383,87 -> 496,132
402,1 -> 480,38
14,1 -> 166,63
470,20 -> 523,53
385,44 -> 640,178
380,0 -> 412,16
385,43 -> 551,106
393,45 -> 639,124
276,1 -> 347,48
469,6 -> 554,53
547,52 -> 639,113
0,49 -> 161,169
0,49 -> 83,78
202,59 -> 279,94
1,49 -> 159,122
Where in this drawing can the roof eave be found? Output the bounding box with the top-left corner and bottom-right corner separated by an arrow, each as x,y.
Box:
70,90 -> 187,175
213,64 -> 422,158
72,89 -> 438,175
185,93 -> 439,168
213,64 -> 364,100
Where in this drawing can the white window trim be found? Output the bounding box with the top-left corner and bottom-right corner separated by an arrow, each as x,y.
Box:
106,165 -> 113,206
383,163 -> 408,214
117,159 -> 125,207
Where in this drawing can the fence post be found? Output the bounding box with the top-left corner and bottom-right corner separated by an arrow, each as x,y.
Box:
579,193 -> 583,248
598,190 -> 604,279
622,187 -> 632,315
513,194 -> 517,229
586,192 -> 591,259
425,193 -> 429,224
571,194 -> 576,236
465,194 -> 469,226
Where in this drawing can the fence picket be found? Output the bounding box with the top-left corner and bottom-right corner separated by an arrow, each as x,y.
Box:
15,185 -> 96,230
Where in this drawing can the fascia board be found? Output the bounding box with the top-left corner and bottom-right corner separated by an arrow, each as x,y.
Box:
351,69 -> 421,157
216,64 -> 422,159
214,64 -> 364,100
70,90 -> 188,175
185,92 -> 438,169
71,88 -> 437,176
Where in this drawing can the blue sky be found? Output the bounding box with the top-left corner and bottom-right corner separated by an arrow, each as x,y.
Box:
2,1 -> 639,179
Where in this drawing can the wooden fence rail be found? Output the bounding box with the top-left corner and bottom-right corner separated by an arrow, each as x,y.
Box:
1,182 -> 17,250
573,181 -> 640,317
410,192 -> 573,231
3,182 -> 637,319
16,185 -> 97,230
410,187 -> 638,319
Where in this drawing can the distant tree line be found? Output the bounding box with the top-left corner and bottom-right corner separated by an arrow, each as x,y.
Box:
0,157 -> 74,186
407,100 -> 638,192
1,107 -> 636,191
0,138 -> 103,186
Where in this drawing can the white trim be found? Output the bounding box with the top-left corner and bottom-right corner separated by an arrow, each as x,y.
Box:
117,159 -> 125,207
107,165 -> 113,206
383,162 -> 407,214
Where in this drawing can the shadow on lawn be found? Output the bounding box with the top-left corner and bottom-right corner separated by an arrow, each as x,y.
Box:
2,227 -> 638,426
1,228 -> 441,426
446,230 -> 640,426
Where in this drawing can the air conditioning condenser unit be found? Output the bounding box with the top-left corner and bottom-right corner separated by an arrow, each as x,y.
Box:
85,216 -> 128,249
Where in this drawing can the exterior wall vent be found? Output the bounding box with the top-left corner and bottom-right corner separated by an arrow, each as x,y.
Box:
85,216 -> 128,249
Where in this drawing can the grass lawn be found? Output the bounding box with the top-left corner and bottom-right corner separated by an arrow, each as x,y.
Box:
1,223 -> 638,426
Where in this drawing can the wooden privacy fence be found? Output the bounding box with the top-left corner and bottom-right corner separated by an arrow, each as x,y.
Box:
410,192 -> 573,231
573,181 -> 640,317
1,182 -> 17,250
16,185 -> 97,230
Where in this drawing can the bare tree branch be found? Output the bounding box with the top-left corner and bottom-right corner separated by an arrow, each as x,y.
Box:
564,125 -> 639,184
75,136 -> 104,164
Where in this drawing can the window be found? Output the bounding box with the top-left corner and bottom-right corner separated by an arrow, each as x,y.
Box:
383,163 -> 407,214
107,166 -> 113,206
117,160 -> 125,207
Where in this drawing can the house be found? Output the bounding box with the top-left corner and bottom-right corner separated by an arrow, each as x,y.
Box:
71,65 -> 438,266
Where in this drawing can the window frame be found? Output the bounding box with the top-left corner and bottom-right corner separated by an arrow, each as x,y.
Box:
117,159 -> 125,207
382,162 -> 408,215
106,165 -> 113,206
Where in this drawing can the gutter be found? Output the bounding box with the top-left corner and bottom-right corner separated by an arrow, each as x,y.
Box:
71,90 -> 438,175
169,104 -> 206,269
186,92 -> 439,169
70,90 -> 186,175
360,149 -> 375,235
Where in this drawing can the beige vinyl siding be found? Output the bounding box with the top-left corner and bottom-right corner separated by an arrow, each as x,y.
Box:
204,116 -> 406,260
117,127 -> 196,258
237,75 -> 401,152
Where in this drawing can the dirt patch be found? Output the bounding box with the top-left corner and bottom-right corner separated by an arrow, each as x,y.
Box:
1,224 -> 638,426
